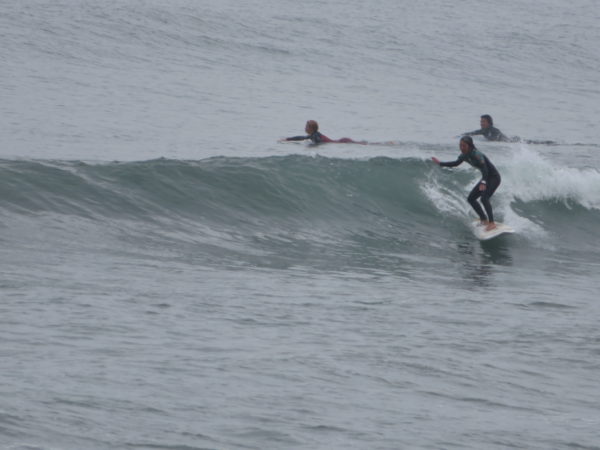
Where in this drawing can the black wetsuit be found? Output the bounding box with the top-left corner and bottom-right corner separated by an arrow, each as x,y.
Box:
439,149 -> 501,222
285,131 -> 328,144
463,126 -> 509,142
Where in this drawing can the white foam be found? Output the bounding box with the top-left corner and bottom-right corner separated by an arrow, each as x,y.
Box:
422,177 -> 471,220
499,144 -> 600,210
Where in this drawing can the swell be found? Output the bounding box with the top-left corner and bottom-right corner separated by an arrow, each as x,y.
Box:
0,156 -> 433,222
1,155 -> 598,243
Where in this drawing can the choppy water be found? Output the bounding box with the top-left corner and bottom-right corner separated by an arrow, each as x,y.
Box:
2,1 -> 600,449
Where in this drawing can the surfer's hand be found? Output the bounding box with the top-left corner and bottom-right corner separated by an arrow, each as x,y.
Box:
479,182 -> 487,191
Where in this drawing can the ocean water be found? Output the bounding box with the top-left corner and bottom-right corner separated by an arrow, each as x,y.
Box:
1,1 -> 600,449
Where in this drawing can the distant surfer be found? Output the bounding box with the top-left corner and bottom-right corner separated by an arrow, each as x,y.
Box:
463,115 -> 561,145
463,115 -> 562,145
279,120 -> 366,145
432,136 -> 501,231
462,114 -> 512,142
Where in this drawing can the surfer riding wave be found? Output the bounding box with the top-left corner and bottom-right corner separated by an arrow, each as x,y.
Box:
432,136 -> 501,231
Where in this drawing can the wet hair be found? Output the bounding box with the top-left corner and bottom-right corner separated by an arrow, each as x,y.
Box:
306,120 -> 319,134
480,114 -> 493,126
460,135 -> 476,150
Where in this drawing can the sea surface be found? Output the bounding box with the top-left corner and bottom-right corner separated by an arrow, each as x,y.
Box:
1,1 -> 600,449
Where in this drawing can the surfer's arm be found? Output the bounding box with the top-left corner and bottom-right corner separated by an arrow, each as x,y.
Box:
462,129 -> 483,137
284,135 -> 310,141
438,158 -> 463,168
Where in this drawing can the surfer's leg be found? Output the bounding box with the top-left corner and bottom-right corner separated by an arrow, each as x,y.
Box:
480,193 -> 494,223
467,184 -> 487,221
337,137 -> 362,143
487,175 -> 501,197
481,175 -> 501,224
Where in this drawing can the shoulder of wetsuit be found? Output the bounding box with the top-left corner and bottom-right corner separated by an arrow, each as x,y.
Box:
488,127 -> 507,141
474,149 -> 486,158
309,132 -> 323,144
470,150 -> 486,165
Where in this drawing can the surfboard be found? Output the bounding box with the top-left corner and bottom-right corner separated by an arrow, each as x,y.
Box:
471,220 -> 515,241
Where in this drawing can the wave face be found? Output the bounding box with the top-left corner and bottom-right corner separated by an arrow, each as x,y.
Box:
2,155 -> 599,271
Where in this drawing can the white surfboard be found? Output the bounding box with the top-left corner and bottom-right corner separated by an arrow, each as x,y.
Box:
471,220 -> 515,241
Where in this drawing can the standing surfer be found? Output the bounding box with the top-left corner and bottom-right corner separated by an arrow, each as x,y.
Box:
432,136 -> 501,231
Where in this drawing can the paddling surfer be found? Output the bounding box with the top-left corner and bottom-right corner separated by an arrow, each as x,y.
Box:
279,120 -> 366,145
462,114 -> 510,142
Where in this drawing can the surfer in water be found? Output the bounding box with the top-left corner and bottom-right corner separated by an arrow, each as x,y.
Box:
279,120 -> 366,145
432,136 -> 501,231
462,114 -> 511,142
463,115 -> 561,145
464,115 -> 560,145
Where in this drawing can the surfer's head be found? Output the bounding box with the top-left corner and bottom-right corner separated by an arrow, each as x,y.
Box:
480,114 -> 493,128
305,120 -> 319,134
460,135 -> 476,153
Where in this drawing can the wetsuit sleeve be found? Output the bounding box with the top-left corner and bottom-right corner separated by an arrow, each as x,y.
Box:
439,157 -> 464,168
463,129 -> 484,137
285,135 -> 310,141
310,132 -> 323,144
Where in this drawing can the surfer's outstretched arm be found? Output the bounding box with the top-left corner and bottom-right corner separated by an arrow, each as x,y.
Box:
432,156 -> 463,167
280,135 -> 309,142
462,129 -> 483,137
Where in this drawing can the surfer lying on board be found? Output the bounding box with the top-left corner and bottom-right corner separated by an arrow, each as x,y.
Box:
463,114 -> 560,145
279,120 -> 367,145
462,114 -> 512,142
432,136 -> 501,231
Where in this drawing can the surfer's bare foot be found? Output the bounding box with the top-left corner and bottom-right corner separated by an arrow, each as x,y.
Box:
485,222 -> 497,231
479,220 -> 489,227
